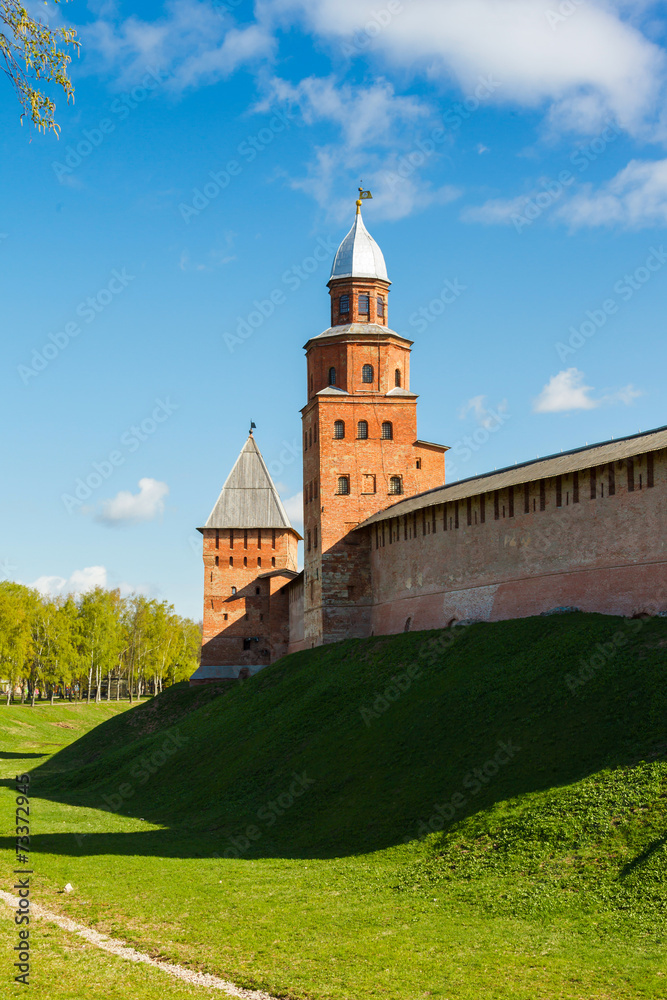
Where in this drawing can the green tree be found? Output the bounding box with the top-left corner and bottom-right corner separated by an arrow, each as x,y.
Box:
1,0 -> 78,133
79,588 -> 123,703
0,582 -> 34,704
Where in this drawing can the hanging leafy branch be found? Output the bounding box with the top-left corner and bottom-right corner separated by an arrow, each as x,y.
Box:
0,0 -> 79,133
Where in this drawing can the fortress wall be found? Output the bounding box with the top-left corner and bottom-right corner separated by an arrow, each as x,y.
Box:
367,448 -> 667,634
287,577 -> 307,653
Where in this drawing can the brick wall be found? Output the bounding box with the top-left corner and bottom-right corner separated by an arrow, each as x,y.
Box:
363,448 -> 667,634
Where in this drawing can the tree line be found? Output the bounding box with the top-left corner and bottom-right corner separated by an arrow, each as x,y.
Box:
0,582 -> 201,705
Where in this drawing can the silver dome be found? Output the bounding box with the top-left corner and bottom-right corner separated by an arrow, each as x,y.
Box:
329,209 -> 388,282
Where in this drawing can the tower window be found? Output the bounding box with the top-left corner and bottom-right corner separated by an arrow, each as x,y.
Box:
339,294 -> 349,314
255,586 -> 260,595
362,364 -> 374,383
314,525 -> 318,549
381,421 -> 393,440
395,368 -> 401,387
416,458 -> 421,469
336,476 -> 350,495
389,476 -> 403,495
307,531 -> 311,552
328,367 -> 337,386
243,557 -> 247,567
257,557 -> 261,567
357,420 -> 368,439
271,557 -> 276,567
377,297 -> 385,319
215,556 -> 219,567
215,530 -> 219,550
229,556 -> 233,567
358,293 -> 370,315
229,529 -> 234,548
334,420 -> 345,439
231,586 -> 237,595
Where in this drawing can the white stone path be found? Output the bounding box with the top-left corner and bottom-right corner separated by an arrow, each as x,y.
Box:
1,890 -> 280,999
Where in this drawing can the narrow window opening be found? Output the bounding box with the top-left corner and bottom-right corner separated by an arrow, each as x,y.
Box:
467,498 -> 472,526
215,555 -> 219,567
271,557 -> 276,567
336,476 -> 350,495
272,529 -> 276,549
416,458 -> 421,469
540,480 -> 546,511
361,364 -> 374,383
255,586 -> 260,595
243,557 -> 247,567
647,453 -> 654,487
381,421 -> 393,440
231,586 -> 237,595
244,529 -> 248,549
229,529 -> 234,548
627,459 -> 635,492
556,476 -> 562,508
590,469 -> 597,499
524,483 -> 530,515
328,367 -> 337,386
257,557 -> 261,567
357,420 -> 368,439
358,293 -> 369,315
454,502 -> 459,529
394,368 -> 401,387
334,420 -> 345,439
215,530 -> 219,550
573,471 -> 579,504
608,463 -> 616,496
508,486 -> 514,518
480,496 -> 485,524
229,556 -> 233,567
494,491 -> 500,520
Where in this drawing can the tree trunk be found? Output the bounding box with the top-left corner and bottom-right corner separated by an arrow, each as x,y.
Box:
106,667 -> 111,702
50,686 -> 55,706
87,667 -> 92,704
95,665 -> 101,704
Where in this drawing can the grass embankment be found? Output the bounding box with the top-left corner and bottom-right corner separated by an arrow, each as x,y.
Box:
1,613 -> 666,999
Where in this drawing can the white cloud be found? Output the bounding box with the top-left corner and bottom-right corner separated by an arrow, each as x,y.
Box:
30,566 -> 108,598
261,0 -> 666,134
283,491 -> 303,528
556,157 -> 667,228
96,478 -> 169,526
83,0 -> 274,91
459,394 -> 509,428
533,368 -> 642,412
461,192 -> 536,225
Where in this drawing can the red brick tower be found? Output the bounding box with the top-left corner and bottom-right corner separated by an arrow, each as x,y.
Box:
301,194 -> 447,647
192,433 -> 301,683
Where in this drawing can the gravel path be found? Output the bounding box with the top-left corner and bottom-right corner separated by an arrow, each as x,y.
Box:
0,890 -> 281,999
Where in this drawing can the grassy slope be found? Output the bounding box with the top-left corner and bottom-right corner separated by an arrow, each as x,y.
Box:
2,614 -> 667,999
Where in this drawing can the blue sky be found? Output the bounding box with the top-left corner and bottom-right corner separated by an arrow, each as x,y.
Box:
2,0 -> 666,619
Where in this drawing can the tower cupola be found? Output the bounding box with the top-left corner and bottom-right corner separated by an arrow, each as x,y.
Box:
328,191 -> 391,328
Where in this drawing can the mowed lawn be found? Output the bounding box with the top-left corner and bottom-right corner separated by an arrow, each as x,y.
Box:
1,617 -> 667,999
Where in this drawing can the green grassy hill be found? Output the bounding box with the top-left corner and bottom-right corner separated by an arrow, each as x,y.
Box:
34,614 -> 667,906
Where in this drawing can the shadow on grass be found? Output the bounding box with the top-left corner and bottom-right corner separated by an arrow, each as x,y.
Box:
9,616 -> 667,862
0,751 -> 47,760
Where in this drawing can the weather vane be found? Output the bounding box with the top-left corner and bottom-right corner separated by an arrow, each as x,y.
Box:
356,182 -> 372,213
249,420 -> 256,435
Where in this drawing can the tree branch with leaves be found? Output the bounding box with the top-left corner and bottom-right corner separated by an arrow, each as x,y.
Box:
0,0 -> 78,133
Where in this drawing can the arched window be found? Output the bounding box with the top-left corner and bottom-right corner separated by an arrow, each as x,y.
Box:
334,420 -> 345,439
361,364 -> 374,383
336,476 -> 350,495
381,421 -> 393,440
328,367 -> 337,386
377,297 -> 385,319
394,368 -> 401,387
358,293 -> 370,315
389,476 -> 403,495
231,586 -> 237,595
357,420 -> 368,439
339,294 -> 349,314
